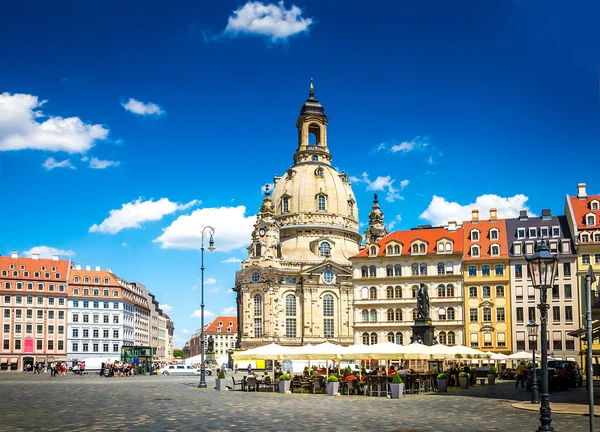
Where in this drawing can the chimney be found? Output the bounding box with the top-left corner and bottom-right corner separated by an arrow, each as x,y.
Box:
106,268 -> 112,273
32,253 -> 40,260
86,265 -> 91,271
51,254 -> 59,261
471,209 -> 479,222
10,252 -> 18,259
541,209 -> 552,220
448,220 -> 457,232
95,266 -> 101,271
519,210 -> 528,221
490,208 -> 497,221
578,183 -> 587,199
75,264 -> 81,271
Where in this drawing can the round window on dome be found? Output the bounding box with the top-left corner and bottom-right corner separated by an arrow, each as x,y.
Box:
314,167 -> 324,177
251,272 -> 261,283
322,270 -> 335,284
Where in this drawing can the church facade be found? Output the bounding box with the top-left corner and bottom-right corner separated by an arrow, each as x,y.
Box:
234,83 -> 361,349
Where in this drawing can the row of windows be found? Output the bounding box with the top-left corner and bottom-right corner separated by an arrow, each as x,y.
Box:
3,323 -> 64,334
72,276 -> 111,284
468,285 -> 505,298
469,332 -> 506,348
0,270 -> 62,279
2,282 -> 66,292
3,296 -> 65,306
2,309 -> 64,320
469,307 -> 505,322
469,244 -> 502,257
72,288 -> 120,297
371,242 -> 454,257
469,228 -> 500,242
361,284 -> 457,300
515,331 -> 576,352
581,253 -> 600,265
466,264 -> 505,277
2,339 -> 64,351
515,305 -> 574,323
515,284 -> 572,302
6,264 -> 57,271
71,328 -> 120,338
71,342 -> 120,353
514,227 -> 561,240
251,316 -> 334,339
72,314 -> 120,324
361,331 -> 457,346
252,293 -> 335,317
361,263 -> 455,278
72,300 -> 120,309
361,308 -> 458,322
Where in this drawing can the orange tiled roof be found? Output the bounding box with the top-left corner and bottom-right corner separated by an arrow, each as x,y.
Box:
463,219 -> 508,261
569,195 -> 600,230
205,316 -> 238,333
352,226 -> 463,258
0,256 -> 70,280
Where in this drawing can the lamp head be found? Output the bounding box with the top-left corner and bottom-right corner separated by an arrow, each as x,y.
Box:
208,235 -> 216,252
526,320 -> 539,338
526,240 -> 558,289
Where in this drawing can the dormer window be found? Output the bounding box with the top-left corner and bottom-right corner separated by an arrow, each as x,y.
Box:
369,246 -> 377,256
514,243 -> 522,255
74,276 -> 80,283
490,245 -> 500,256
471,230 -> 479,241
387,245 -> 393,254
317,194 -> 326,211
419,244 -> 426,253
591,200 -> 599,211
319,242 -> 332,257
438,243 -> 444,252
581,234 -> 590,243
541,228 -> 548,237
471,245 -> 480,257
282,197 -> 289,213
595,233 -> 600,242
587,214 -> 596,226
489,229 -> 498,240
445,243 -> 452,252
412,244 -> 418,253
394,245 -> 400,254
529,228 -> 537,237
517,228 -> 525,239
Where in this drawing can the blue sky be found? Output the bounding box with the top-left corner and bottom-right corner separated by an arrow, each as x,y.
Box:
1,0 -> 599,347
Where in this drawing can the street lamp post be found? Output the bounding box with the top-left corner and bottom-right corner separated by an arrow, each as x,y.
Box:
526,240 -> 558,432
198,226 -> 215,389
527,320 -> 540,404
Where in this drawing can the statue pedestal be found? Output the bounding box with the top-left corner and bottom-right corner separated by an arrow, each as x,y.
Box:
412,318 -> 435,346
205,351 -> 216,365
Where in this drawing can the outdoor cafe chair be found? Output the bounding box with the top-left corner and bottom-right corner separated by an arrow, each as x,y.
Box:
246,376 -> 258,392
345,379 -> 358,395
231,376 -> 244,391
263,376 -> 277,392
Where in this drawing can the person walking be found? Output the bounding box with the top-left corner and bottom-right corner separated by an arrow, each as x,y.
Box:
247,363 -> 252,376
234,363 -> 238,374
515,361 -> 526,388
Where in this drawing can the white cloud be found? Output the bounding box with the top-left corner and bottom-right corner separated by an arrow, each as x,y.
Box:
427,155 -> 434,164
221,257 -> 242,263
352,172 -> 409,203
205,277 -> 216,285
261,183 -> 274,194
419,194 -> 534,226
210,286 -> 220,293
22,246 -> 75,258
191,309 -> 214,318
225,1 -> 313,41
153,206 -> 256,252
191,285 -> 198,290
89,197 -> 199,234
391,141 -> 417,153
89,157 -> 120,169
121,242 -> 127,247
160,304 -> 173,312
121,98 -> 164,116
182,329 -> 190,334
42,157 -> 75,170
222,306 -> 236,315
0,92 -> 108,153
387,215 -> 403,231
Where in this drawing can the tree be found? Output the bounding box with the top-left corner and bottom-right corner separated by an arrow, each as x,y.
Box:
173,349 -> 184,358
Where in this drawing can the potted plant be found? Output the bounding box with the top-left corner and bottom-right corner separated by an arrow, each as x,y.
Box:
487,366 -> 497,385
437,373 -> 449,392
278,373 -> 291,393
216,369 -> 227,391
458,371 -> 469,389
326,375 -> 339,396
390,372 -> 404,399
303,366 -> 309,377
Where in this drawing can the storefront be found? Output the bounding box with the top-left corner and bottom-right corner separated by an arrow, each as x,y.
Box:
121,346 -> 155,375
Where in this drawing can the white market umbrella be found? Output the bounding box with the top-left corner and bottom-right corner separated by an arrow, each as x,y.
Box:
395,342 -> 435,360
446,344 -> 490,359
486,352 -> 508,361
340,343 -> 373,360
360,341 -> 405,360
506,351 -> 556,361
286,341 -> 347,360
231,343 -> 294,361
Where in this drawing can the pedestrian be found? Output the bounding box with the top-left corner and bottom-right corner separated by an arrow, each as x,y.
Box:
247,363 -> 252,376
515,361 -> 526,388
234,363 -> 238,374
222,363 -> 227,375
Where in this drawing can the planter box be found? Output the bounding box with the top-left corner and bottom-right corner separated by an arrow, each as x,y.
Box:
278,380 -> 291,393
437,378 -> 448,392
459,376 -> 469,389
326,381 -> 339,396
216,378 -> 227,391
487,374 -> 496,385
390,383 -> 405,399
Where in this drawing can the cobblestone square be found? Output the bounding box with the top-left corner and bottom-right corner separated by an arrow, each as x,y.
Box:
0,374 -> 594,431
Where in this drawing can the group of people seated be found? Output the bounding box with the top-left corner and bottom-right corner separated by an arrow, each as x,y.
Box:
100,361 -> 135,377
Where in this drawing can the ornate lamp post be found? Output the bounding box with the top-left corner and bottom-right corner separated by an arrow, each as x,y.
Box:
526,240 -> 558,431
198,226 -> 215,389
527,320 -> 540,404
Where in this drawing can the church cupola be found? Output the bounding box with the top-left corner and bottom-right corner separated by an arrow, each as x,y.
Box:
259,184 -> 275,218
294,79 -> 331,165
364,193 -> 388,244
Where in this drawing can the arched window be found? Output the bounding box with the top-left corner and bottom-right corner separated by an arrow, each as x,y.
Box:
447,307 -> 455,320
315,167 -> 324,176
317,195 -> 326,211
411,264 -> 418,275
491,245 -> 499,256
445,243 -> 451,252
282,197 -> 289,212
387,309 -> 394,321
94,277 -> 99,284
319,242 -> 331,257
370,246 -> 377,255
361,266 -> 368,277
419,244 -> 426,253
412,244 -> 419,253
420,264 -> 427,275
437,285 -> 445,297
386,265 -> 393,276
253,294 -> 263,316
438,331 -> 447,345
471,246 -> 480,257
369,266 -> 376,277
438,307 -> 446,320
394,264 -> 402,276
438,243 -> 444,252
84,277 -> 90,283
395,332 -> 403,345
394,286 -> 402,298
323,294 -> 334,317
386,286 -> 394,299
446,284 -> 454,297
387,332 -> 395,343
74,276 -> 80,283
395,308 -> 402,321
387,245 -> 393,254
362,332 -> 370,345
412,285 -> 418,298
447,331 -> 456,345
362,309 -> 369,322
349,201 -> 354,217
394,245 -> 400,254
369,287 -> 377,299
370,332 -> 378,345
103,278 -> 109,284
255,243 -> 262,257
437,263 -> 445,275
286,294 -> 297,316
370,309 -> 377,322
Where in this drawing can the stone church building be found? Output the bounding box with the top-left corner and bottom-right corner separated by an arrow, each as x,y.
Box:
234,83 -> 362,348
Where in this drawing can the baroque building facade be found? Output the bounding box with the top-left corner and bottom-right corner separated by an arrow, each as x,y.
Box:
234,84 -> 361,348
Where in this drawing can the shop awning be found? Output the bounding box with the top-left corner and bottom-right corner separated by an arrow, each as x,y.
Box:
10,358 -> 18,363
568,320 -> 600,341
0,358 -> 7,363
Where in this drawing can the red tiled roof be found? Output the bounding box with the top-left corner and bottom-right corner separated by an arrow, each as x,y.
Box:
0,256 -> 70,281
569,195 -> 600,230
352,226 -> 463,258
205,316 -> 237,333
463,219 -> 508,261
